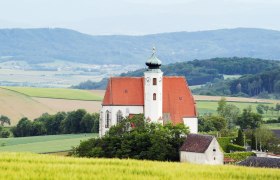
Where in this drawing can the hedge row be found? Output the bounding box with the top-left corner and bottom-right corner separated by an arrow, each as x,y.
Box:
224,152 -> 256,162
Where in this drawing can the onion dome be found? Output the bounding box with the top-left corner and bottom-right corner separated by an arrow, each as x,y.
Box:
146,47 -> 162,70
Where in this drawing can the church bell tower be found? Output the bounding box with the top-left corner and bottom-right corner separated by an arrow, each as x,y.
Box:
144,48 -> 163,124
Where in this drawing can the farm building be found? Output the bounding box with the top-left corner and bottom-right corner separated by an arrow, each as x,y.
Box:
99,48 -> 198,136
180,134 -> 224,165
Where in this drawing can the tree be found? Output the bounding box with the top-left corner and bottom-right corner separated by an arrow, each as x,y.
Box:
11,117 -> 33,137
217,97 -> 227,116
80,113 -> 94,133
263,105 -> 269,114
72,114 -> 189,161
62,109 -> 87,133
237,107 -> 262,130
0,115 -> 11,126
275,103 -> 280,115
256,104 -> 264,114
255,127 -> 273,151
236,129 -> 244,146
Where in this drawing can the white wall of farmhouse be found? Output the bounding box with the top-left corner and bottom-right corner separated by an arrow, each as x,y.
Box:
183,118 -> 198,134
99,105 -> 144,136
180,138 -> 224,165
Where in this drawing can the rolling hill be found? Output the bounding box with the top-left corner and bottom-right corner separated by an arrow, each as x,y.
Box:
1,28 -> 280,65
0,87 -> 102,125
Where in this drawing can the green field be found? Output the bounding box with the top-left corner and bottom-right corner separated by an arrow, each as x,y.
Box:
0,153 -> 279,179
196,100 -> 278,120
0,134 -> 98,153
1,86 -> 102,101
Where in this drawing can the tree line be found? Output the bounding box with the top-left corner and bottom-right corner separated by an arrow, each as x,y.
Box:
73,57 -> 279,90
10,109 -> 99,137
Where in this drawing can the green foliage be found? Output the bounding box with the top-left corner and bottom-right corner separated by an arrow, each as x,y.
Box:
216,98 -> 240,129
11,110 -> 100,137
73,115 -> 189,161
224,152 -> 256,162
198,115 -> 227,132
75,57 -> 280,90
227,144 -> 245,152
235,129 -> 244,146
0,115 -> 11,126
237,107 -> 263,130
217,137 -> 234,152
0,126 -> 11,138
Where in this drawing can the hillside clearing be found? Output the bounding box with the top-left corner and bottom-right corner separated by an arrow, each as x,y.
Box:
0,134 -> 97,153
0,153 -> 279,180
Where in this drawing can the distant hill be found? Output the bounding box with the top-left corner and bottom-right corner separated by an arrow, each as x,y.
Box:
73,57 -> 280,90
1,28 -> 280,64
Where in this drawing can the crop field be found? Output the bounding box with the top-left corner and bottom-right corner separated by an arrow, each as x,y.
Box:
0,133 -> 98,153
0,87 -> 102,125
0,153 -> 279,180
1,86 -> 103,101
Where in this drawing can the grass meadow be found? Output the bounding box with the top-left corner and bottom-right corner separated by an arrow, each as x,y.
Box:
1,86 -> 103,101
0,152 -> 279,180
0,133 -> 98,153
196,100 -> 279,120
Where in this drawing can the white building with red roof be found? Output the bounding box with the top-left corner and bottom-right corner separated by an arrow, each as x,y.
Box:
99,48 -> 198,136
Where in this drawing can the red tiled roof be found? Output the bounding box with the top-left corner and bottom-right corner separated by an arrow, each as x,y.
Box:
102,76 -> 197,124
102,77 -> 144,106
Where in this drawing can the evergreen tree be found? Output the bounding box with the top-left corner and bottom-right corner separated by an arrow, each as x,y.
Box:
236,129 -> 244,146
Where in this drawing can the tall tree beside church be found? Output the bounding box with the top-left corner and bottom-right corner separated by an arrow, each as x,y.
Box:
236,129 -> 244,146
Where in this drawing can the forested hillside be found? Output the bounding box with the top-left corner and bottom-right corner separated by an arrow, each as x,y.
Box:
194,68 -> 280,98
73,57 -> 279,89
1,28 -> 280,65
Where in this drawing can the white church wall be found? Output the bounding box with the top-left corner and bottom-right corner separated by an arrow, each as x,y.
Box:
99,105 -> 144,136
183,118 -> 198,134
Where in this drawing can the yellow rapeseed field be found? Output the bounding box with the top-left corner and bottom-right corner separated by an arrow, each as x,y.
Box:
0,152 -> 279,180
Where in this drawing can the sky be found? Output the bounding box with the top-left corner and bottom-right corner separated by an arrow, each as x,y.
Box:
0,0 -> 279,35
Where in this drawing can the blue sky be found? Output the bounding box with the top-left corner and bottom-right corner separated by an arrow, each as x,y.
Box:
0,0 -> 279,35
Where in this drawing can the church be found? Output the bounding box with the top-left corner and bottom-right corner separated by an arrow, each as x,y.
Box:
99,48 -> 198,136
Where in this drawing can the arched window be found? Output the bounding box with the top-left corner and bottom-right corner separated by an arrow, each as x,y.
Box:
153,93 -> 156,101
105,110 -> 110,128
116,110 -> 123,124
153,78 -> 157,85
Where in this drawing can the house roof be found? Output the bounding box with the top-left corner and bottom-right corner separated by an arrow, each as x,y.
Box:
238,157 -> 280,168
102,76 -> 197,124
180,134 -> 214,153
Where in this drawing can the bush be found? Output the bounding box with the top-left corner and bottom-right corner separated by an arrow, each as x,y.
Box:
72,115 -> 189,162
217,137 -> 234,152
227,144 -> 246,152
0,129 -> 10,138
224,152 -> 256,162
